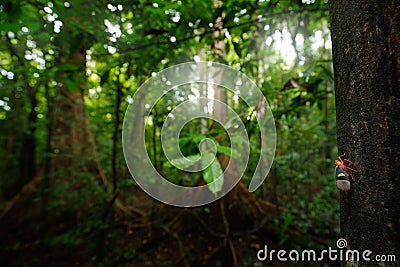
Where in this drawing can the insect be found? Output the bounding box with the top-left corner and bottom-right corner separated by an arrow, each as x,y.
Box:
335,153 -> 359,191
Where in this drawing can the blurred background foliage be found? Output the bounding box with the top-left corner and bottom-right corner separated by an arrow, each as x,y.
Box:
0,0 -> 339,266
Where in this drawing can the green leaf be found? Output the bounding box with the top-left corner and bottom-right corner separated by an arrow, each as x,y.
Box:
216,145 -> 240,159
202,154 -> 224,195
179,134 -> 206,144
233,41 -> 242,57
201,151 -> 215,168
100,70 -> 110,86
170,154 -> 201,169
193,134 -> 207,143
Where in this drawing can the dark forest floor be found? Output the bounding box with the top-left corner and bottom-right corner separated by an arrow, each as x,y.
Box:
0,185 -> 339,267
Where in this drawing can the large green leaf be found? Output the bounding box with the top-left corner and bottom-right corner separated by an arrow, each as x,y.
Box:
202,154 -> 224,196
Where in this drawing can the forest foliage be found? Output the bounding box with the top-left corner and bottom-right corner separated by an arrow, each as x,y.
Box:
0,0 -> 339,266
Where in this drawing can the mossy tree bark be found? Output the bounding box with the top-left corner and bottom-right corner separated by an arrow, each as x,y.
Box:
329,1 -> 400,265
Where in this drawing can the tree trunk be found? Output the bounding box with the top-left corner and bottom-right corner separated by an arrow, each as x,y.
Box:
212,0 -> 228,124
18,86 -> 38,185
47,39 -> 107,223
51,46 -> 105,181
329,1 -> 400,265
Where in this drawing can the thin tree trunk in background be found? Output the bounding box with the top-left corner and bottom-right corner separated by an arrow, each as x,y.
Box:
211,2 -> 238,266
210,0 -> 266,221
198,52 -> 208,185
152,113 -> 158,170
41,81 -> 53,225
329,1 -> 400,265
212,0 -> 227,125
251,18 -> 270,200
212,0 -> 230,171
19,86 -> 38,184
130,85 -> 146,158
112,76 -> 122,196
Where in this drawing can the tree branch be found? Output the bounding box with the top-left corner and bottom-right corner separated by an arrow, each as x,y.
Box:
94,7 -> 329,58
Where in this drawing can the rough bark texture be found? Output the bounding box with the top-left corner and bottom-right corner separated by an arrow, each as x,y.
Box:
329,1 -> 400,265
50,41 -> 107,197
